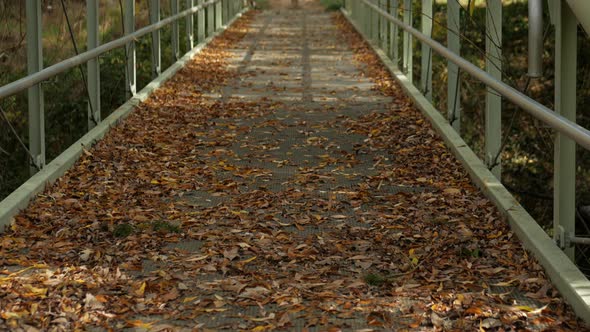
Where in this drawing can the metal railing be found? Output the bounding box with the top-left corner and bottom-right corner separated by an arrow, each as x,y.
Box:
1,0 -> 246,173
344,0 -> 586,257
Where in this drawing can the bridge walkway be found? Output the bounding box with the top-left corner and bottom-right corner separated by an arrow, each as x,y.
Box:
0,3 -> 585,331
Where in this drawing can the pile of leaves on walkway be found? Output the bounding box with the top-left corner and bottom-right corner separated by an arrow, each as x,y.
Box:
0,6 -> 586,332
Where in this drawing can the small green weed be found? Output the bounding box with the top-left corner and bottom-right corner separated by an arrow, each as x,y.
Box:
364,273 -> 387,286
460,246 -> 481,258
113,224 -> 134,238
152,220 -> 181,234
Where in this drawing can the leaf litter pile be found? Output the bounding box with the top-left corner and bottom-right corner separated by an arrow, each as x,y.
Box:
0,5 -> 587,331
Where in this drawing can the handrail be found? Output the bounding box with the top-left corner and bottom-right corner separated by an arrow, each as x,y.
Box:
360,0 -> 590,151
0,0 -> 220,101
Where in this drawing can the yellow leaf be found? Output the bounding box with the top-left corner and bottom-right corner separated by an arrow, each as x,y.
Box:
514,305 -> 536,312
186,254 -> 209,262
23,285 -> 48,298
126,320 -> 157,328
238,256 -> 257,265
134,282 -> 146,297
1,311 -> 25,319
183,296 -> 198,303
469,0 -> 475,16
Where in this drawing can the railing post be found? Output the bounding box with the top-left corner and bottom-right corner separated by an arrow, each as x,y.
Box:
187,0 -> 195,49
197,0 -> 206,42
372,1 -> 379,42
26,0 -> 45,174
216,0 -> 223,30
554,0 -> 577,259
485,0 -> 502,178
172,0 -> 180,60
420,0 -> 433,101
403,0 -> 412,83
150,0 -> 161,78
390,0 -> 399,67
87,0 -> 101,131
447,0 -> 460,132
124,0 -> 136,99
380,0 -> 387,51
207,1 -> 215,36
222,0 -> 228,25
364,1 -> 370,37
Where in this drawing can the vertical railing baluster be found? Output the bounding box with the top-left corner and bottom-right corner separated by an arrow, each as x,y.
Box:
374,0 -> 379,44
187,0 -> 195,49
380,0 -> 387,51
389,0 -> 398,66
364,1 -> 370,36
485,0 -> 502,178
207,0 -> 215,36
420,0 -> 432,101
198,0 -> 206,43
172,0 -> 180,60
150,0 -> 161,78
216,0 -> 223,30
554,1 -> 578,259
403,0 -> 412,83
26,0 -> 45,174
124,0 -> 136,99
447,0 -> 460,132
222,0 -> 228,26
87,0 -> 101,131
